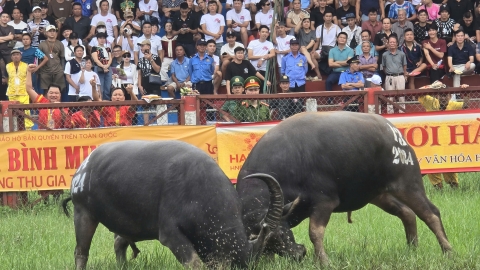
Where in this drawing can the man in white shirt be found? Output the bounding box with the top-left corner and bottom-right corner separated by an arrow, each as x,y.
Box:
138,0 -> 160,22
200,0 -> 225,57
342,13 -> 361,48
272,21 -> 294,73
247,25 -> 275,93
88,0 -> 118,41
226,0 -> 251,47
7,8 -> 28,49
134,21 -> 163,65
220,31 -> 244,86
314,11 -> 342,48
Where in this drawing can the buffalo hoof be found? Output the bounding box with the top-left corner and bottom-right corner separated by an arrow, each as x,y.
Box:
292,244 -> 307,262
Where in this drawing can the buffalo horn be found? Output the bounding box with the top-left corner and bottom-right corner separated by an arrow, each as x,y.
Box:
242,173 -> 284,231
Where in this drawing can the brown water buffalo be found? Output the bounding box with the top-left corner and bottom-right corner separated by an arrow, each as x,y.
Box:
62,140 -> 285,269
237,111 -> 452,263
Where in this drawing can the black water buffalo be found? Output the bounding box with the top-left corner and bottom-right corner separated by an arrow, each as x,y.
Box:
237,111 -> 452,263
62,140 -> 285,269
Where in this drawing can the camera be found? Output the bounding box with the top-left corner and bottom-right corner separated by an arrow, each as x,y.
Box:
124,28 -> 132,35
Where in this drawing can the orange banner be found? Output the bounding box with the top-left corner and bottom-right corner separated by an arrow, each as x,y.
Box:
216,122 -> 278,181
0,126 -> 217,191
217,111 -> 480,181
385,110 -> 480,173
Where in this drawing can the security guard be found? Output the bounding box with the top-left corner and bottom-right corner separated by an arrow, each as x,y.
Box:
235,76 -> 271,122
221,76 -> 244,122
338,55 -> 365,91
281,38 -> 308,92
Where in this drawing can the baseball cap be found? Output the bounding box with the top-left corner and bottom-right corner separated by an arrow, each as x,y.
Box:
226,31 -> 236,37
230,76 -> 245,87
279,75 -> 290,82
138,39 -> 151,46
45,25 -> 57,32
438,5 -> 449,15
367,74 -> 382,85
290,38 -> 299,45
244,76 -> 261,89
32,6 -> 42,12
346,13 -> 355,19
39,2 -> 48,8
196,39 -> 207,46
346,55 -> 360,65
11,49 -> 21,55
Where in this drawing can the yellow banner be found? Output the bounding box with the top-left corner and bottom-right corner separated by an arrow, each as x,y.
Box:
0,126 -> 217,191
216,122 -> 277,181
385,110 -> 480,173
217,111 -> 480,181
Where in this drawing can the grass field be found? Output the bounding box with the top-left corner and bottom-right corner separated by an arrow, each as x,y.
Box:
1,175 -> 479,270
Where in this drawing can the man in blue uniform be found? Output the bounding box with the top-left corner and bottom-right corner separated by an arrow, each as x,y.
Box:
189,39 -> 215,95
338,55 -> 365,112
339,55 -> 365,90
281,38 -> 308,92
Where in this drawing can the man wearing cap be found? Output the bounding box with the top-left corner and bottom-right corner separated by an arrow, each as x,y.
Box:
88,22 -> 115,51
134,21 -> 163,65
73,0 -> 97,18
224,46 -> 269,94
220,31 -> 244,85
172,2 -> 198,57
221,75 -> 244,122
40,2 -> 57,26
342,13 -> 361,48
367,74 -> 382,88
434,5 -> 455,44
339,55 -> 365,91
6,50 -> 33,127
269,75 -> 303,120
27,6 -> 50,48
137,39 -> 161,98
335,0 -> 355,28
391,9 -> 414,45
38,25 -> 66,94
422,23 -> 447,84
226,0 -> 251,48
64,2 -> 92,41
189,39 -> 215,94
281,38 -> 308,92
235,76 -> 270,122
88,0 -> 118,41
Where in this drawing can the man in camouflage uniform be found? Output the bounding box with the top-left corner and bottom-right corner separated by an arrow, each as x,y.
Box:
221,75 -> 244,122
235,76 -> 270,122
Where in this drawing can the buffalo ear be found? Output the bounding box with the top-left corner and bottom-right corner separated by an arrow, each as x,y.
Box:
282,196 -> 300,219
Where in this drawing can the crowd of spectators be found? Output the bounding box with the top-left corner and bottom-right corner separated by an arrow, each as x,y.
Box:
0,0 -> 479,121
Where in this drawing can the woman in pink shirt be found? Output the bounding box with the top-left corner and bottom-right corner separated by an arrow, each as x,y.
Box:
418,0 -> 440,21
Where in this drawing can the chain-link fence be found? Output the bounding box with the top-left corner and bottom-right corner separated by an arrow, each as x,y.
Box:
7,100 -> 185,132
196,91 -> 368,124
373,86 -> 480,114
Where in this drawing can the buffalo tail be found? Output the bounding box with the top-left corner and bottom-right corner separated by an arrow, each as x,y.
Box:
61,197 -> 72,218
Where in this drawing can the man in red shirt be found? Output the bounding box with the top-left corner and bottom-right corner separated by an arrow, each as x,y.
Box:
361,8 -> 382,42
422,24 -> 446,83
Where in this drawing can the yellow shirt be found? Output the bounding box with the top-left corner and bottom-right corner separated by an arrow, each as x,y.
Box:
6,62 -> 28,96
418,95 -> 464,112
